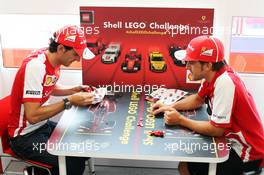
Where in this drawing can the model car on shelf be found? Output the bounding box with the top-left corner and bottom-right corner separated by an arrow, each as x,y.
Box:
86,37 -> 106,55
101,43 -> 121,64
149,51 -> 167,72
121,48 -> 141,73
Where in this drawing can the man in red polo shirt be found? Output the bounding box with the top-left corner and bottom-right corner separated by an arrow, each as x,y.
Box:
8,25 -> 95,175
151,35 -> 264,175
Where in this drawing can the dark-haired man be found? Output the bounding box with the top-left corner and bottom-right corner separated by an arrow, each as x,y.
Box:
8,25 -> 95,175
151,35 -> 264,175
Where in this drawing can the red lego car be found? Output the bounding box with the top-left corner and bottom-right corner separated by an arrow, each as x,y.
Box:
86,37 -> 105,55
121,48 -> 141,73
149,130 -> 165,137
168,45 -> 186,67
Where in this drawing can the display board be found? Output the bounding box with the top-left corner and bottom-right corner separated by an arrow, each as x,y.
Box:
80,7 -> 214,90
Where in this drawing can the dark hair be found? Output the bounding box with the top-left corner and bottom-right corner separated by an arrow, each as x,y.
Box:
199,60 -> 227,71
48,33 -> 73,53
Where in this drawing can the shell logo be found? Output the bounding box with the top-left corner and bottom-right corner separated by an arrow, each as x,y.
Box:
45,77 -> 53,86
187,72 -> 193,81
186,70 -> 202,84
44,75 -> 58,86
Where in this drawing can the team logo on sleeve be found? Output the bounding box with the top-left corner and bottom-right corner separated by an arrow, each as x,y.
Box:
44,75 -> 58,86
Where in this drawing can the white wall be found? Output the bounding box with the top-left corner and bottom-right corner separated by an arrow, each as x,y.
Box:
0,0 -> 263,168
240,74 -> 264,122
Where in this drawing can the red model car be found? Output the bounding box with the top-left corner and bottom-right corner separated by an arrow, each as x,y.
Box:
121,48 -> 141,73
86,37 -> 105,55
149,130 -> 165,137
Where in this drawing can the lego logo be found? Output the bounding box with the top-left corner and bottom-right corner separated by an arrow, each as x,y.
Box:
80,11 -> 94,24
82,14 -> 90,21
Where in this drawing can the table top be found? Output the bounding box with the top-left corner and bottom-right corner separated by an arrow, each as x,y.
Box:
48,91 -> 229,163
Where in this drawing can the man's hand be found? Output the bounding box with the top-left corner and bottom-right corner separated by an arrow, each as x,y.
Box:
164,108 -> 225,136
24,92 -> 94,124
52,84 -> 96,96
70,85 -> 96,93
164,108 -> 183,126
68,92 -> 94,106
151,101 -> 172,116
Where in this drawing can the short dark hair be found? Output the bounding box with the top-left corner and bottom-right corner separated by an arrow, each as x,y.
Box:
48,33 -> 73,53
199,60 -> 227,71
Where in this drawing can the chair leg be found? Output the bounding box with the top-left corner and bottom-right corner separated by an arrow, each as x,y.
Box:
23,165 -> 51,175
23,168 -> 29,175
87,158 -> 95,175
23,166 -> 35,175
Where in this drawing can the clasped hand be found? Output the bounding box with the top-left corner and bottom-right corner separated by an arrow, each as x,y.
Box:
151,101 -> 183,126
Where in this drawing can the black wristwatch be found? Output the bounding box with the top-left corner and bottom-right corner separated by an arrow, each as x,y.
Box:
63,98 -> 72,110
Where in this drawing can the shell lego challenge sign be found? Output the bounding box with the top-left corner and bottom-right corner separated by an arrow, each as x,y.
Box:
80,7 -> 214,91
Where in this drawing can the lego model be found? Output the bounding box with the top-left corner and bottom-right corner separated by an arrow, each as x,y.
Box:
149,51 -> 167,72
121,48 -> 141,72
168,45 -> 186,67
101,43 -> 121,64
149,130 -> 165,137
86,37 -> 105,55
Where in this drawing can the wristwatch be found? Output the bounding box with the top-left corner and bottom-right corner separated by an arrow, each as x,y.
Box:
63,98 -> 72,110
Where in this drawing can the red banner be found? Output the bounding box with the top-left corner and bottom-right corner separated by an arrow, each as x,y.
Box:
81,7 -> 214,90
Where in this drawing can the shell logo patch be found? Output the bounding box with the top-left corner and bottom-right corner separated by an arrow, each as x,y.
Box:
44,75 -> 58,86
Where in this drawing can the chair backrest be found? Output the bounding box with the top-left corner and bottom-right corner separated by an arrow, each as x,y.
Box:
0,95 -> 52,174
0,95 -> 11,153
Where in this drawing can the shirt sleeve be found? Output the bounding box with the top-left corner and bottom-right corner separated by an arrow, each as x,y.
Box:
210,73 -> 236,128
23,59 -> 46,102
